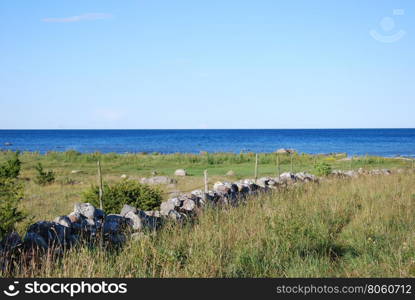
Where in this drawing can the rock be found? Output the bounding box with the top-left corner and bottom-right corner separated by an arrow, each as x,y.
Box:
68,211 -> 81,223
381,169 -> 391,175
256,177 -> 270,188
174,169 -> 187,176
191,189 -> 204,198
167,210 -> 185,222
276,148 -> 296,154
160,198 -> 182,215
1,232 -> 22,251
125,211 -> 144,231
344,170 -> 358,177
23,232 -> 48,250
140,176 -> 176,185
145,210 -> 161,218
74,203 -> 96,219
279,172 -> 296,183
120,174 -> 128,179
120,204 -> 137,217
54,216 -> 72,228
103,214 -> 129,234
295,172 -> 318,182
226,170 -> 235,176
213,182 -> 231,194
24,221 -> 70,249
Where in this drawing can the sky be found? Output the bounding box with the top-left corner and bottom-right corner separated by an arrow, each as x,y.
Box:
0,0 -> 414,129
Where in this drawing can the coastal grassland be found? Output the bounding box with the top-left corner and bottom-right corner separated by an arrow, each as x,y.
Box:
12,170 -> 415,277
0,150 -> 412,225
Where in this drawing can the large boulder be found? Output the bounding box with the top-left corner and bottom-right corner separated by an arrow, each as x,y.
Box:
24,221 -> 71,250
276,148 -> 296,154
182,199 -> 196,212
74,203 -> 95,219
103,214 -> 129,234
174,169 -> 187,176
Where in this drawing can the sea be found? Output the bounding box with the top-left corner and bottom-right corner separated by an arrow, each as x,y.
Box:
0,129 -> 414,157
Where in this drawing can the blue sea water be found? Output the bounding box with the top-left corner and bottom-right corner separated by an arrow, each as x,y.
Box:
0,129 -> 414,157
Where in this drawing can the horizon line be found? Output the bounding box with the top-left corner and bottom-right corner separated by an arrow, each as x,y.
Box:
0,128 -> 415,131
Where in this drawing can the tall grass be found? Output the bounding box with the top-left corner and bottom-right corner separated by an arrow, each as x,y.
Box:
9,171 -> 415,278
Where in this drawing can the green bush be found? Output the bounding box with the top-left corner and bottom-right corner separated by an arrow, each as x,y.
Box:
34,163 -> 55,185
0,152 -> 21,179
314,162 -> 332,176
82,180 -> 162,214
0,178 -> 26,239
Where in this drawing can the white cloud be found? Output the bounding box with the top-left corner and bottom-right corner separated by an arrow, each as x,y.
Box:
42,13 -> 112,23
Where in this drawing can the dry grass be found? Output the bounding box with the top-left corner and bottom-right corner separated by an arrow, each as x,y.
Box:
9,171 -> 415,278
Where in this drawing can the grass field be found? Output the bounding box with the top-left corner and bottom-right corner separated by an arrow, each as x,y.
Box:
0,150 -> 412,227
1,150 -> 414,278
10,168 -> 415,277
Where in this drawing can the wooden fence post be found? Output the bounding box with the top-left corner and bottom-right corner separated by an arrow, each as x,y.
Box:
276,153 -> 280,177
254,154 -> 258,183
203,170 -> 209,197
97,160 -> 103,210
290,153 -> 293,173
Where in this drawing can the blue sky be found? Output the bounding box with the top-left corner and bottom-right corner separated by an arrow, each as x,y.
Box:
0,0 -> 414,129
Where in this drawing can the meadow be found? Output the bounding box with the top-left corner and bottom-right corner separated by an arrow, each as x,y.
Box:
1,150 -> 414,277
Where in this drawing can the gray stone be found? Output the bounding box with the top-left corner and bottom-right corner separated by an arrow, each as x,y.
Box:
125,211 -> 144,231
74,203 -> 96,219
167,210 -> 185,222
120,204 -> 137,217
174,169 -> 187,176
276,148 -> 296,154
103,214 -> 128,234
23,232 -> 48,250
279,172 -> 296,182
160,201 -> 175,216
54,216 -> 72,228
182,199 -> 196,211
145,210 -> 161,218
1,232 -> 22,251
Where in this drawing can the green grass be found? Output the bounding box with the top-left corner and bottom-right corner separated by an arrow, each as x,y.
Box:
1,150 -> 414,277
0,150 -> 412,225
7,170 -> 415,277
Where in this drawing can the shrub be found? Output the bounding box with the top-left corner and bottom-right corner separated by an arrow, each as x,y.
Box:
34,163 -> 55,185
0,178 -> 26,239
0,152 -> 21,179
314,162 -> 332,176
82,180 -> 162,213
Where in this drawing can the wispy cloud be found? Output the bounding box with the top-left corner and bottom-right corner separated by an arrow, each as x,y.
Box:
42,13 -> 112,23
